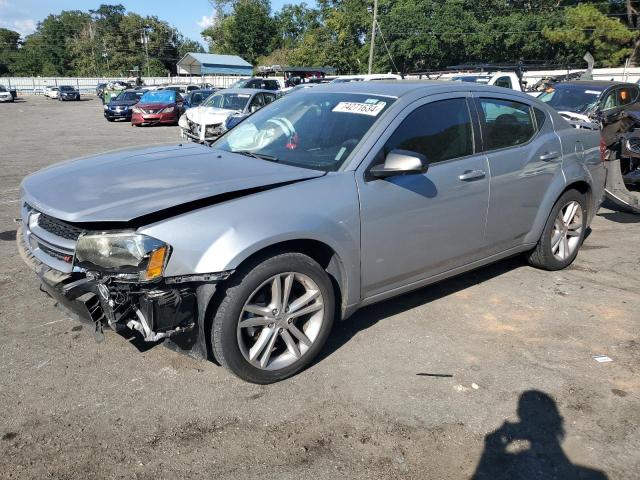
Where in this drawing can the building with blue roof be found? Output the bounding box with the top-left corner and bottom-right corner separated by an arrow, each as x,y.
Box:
177,53 -> 253,76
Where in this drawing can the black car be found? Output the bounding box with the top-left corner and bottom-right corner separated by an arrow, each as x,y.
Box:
103,89 -> 146,121
228,77 -> 281,91
183,88 -> 217,109
58,85 -> 81,101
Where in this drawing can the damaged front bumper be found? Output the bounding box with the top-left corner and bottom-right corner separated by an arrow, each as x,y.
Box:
17,224 -> 229,359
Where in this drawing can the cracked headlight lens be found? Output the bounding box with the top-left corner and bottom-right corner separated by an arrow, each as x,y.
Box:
75,233 -> 170,282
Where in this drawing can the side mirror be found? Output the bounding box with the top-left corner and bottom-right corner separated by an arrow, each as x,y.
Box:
369,149 -> 428,178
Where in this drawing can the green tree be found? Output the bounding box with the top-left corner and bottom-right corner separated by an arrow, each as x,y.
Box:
544,3 -> 636,66
0,28 -> 21,76
203,0 -> 276,64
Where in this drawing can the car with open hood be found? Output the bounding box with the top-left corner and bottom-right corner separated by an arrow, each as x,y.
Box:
538,80 -> 640,214
103,89 -> 146,121
131,90 -> 183,126
18,82 -> 605,384
179,88 -> 278,144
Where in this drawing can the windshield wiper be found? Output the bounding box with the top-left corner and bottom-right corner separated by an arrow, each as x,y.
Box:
234,151 -> 280,163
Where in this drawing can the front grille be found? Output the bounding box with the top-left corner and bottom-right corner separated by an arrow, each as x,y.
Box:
38,242 -> 73,263
37,213 -> 83,241
141,108 -> 162,114
22,203 -> 86,273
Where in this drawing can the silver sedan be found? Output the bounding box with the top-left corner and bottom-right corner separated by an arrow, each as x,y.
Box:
18,81 -> 606,383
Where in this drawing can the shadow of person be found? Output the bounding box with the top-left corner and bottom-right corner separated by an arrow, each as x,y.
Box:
471,390 -> 608,480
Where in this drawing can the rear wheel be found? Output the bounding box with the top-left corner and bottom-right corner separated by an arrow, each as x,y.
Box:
212,252 -> 335,384
527,189 -> 587,270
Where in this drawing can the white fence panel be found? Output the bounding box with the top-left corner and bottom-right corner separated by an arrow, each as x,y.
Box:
0,75 -> 251,94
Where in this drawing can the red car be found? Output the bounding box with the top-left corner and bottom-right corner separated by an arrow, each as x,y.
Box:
131,90 -> 183,126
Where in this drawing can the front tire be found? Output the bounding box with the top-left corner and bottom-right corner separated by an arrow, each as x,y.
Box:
212,252 -> 335,384
526,189 -> 587,270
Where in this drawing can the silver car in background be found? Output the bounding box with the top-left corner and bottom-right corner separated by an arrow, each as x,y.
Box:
18,82 -> 605,383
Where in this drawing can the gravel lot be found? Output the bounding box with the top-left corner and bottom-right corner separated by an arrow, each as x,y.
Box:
0,96 -> 638,479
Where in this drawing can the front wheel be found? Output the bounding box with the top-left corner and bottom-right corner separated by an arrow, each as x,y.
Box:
526,189 -> 587,270
212,253 -> 335,384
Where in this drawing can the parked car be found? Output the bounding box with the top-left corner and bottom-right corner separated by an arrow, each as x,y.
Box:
0,85 -> 14,103
228,77 -> 281,91
103,89 -> 146,122
131,90 -> 183,126
179,88 -> 277,143
17,82 -> 605,383
58,85 -> 81,101
538,80 -> 640,214
183,88 -> 217,110
43,86 -> 59,99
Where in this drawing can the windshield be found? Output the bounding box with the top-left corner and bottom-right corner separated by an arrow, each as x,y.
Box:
213,92 -> 395,171
116,91 -> 143,101
59,86 -> 74,91
202,92 -> 251,110
538,85 -> 604,114
0,86 -> 6,92
140,90 -> 176,104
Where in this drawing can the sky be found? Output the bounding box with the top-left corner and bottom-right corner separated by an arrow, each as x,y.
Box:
0,0 -> 300,47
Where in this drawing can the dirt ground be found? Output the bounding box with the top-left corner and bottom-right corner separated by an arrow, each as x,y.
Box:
0,96 -> 638,480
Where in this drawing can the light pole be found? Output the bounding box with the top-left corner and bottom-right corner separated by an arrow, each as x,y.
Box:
367,0 -> 378,75
141,25 -> 150,77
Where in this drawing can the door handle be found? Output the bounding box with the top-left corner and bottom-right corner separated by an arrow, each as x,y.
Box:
539,151 -> 560,161
458,170 -> 486,181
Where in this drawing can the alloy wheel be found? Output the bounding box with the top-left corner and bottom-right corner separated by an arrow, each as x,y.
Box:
237,272 -> 325,370
551,200 -> 583,261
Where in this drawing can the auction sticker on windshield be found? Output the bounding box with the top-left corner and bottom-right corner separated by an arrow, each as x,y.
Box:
333,101 -> 386,116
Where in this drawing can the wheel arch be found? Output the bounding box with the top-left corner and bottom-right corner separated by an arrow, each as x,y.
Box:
202,238 -> 348,365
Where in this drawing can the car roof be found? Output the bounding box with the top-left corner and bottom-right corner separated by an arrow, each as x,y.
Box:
218,88 -> 275,94
556,80 -> 637,88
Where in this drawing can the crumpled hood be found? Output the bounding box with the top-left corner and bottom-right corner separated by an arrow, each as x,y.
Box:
21,144 -> 324,223
186,106 -> 237,126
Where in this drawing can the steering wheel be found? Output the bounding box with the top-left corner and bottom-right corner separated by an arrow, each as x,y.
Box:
264,117 -> 299,149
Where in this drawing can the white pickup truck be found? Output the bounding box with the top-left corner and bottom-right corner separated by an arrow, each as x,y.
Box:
447,71 -> 525,92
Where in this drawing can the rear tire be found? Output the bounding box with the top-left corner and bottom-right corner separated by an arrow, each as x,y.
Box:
526,189 -> 587,270
212,252 -> 335,384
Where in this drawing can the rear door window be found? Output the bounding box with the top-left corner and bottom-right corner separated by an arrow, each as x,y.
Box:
478,98 -> 536,151
383,98 -> 474,164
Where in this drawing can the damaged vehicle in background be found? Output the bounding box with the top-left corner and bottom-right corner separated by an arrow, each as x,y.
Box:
179,88 -> 277,144
538,80 -> 640,213
18,82 -> 605,384
0,85 -> 15,102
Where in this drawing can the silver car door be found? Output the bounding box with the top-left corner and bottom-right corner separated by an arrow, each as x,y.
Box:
475,95 -> 563,253
356,94 -> 490,299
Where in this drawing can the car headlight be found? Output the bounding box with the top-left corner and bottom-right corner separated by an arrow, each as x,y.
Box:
162,106 -> 175,113
104,105 -> 109,110
132,106 -> 142,114
75,233 -> 171,282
